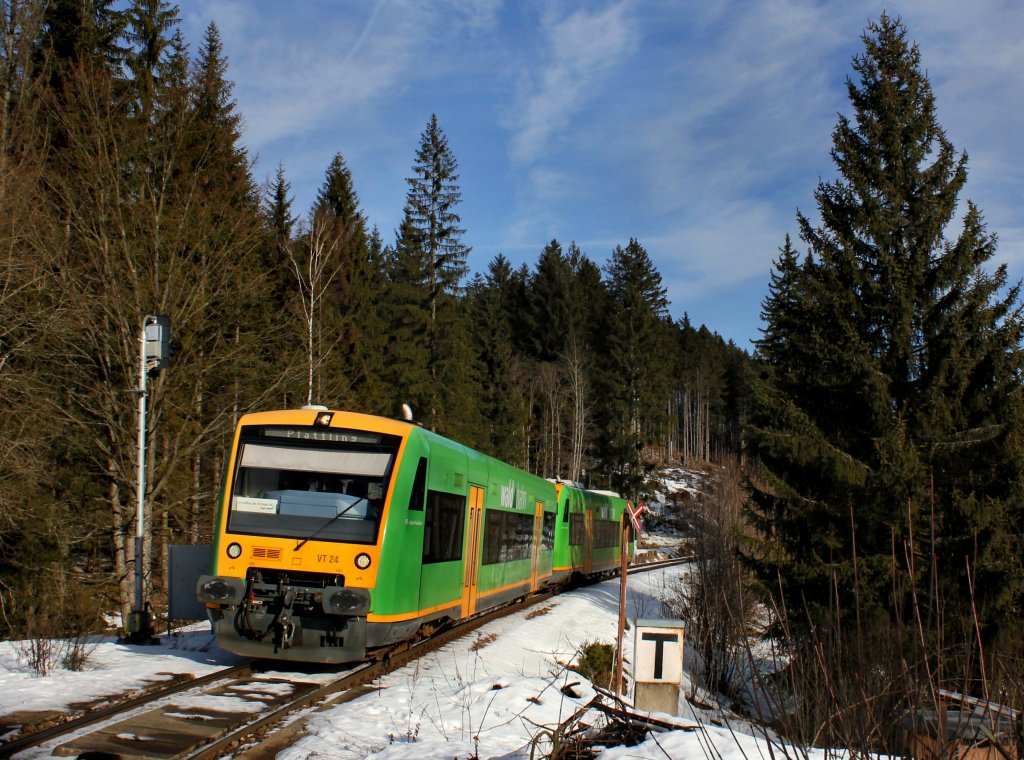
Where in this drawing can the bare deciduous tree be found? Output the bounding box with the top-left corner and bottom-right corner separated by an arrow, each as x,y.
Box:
39,62 -> 280,622
664,458 -> 753,697
562,341 -> 589,483
288,207 -> 347,407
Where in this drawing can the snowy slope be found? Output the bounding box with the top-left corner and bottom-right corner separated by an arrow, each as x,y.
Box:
0,564 -> 832,759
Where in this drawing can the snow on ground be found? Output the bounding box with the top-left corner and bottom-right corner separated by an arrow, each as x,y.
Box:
0,565 -> 828,759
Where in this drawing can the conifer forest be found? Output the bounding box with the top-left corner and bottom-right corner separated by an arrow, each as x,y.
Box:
1,2 -> 1021,746
0,0 -> 747,634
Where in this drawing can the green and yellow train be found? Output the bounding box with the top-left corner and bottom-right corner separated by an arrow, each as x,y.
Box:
196,407 -> 633,663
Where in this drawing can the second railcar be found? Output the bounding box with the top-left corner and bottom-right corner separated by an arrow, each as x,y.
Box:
551,483 -> 633,584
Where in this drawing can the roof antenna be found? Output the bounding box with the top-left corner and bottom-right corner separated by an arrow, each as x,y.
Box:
400,403 -> 414,422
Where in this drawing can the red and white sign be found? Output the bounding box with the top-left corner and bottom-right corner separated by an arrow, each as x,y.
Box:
627,502 -> 646,535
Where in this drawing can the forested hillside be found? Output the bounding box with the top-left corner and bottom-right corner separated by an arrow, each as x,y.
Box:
0,1 -> 747,635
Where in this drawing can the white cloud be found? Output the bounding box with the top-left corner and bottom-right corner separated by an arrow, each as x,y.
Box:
184,1 -> 505,151
445,0 -> 503,33
892,0 -> 1024,271
635,2 -> 854,214
220,3 -> 428,147
507,3 -> 639,164
177,0 -> 1024,344
618,0 -> 1024,328
648,199 -> 784,291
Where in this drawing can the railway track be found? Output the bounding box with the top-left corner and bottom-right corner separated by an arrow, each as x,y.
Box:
0,661 -> 259,759
0,557 -> 691,759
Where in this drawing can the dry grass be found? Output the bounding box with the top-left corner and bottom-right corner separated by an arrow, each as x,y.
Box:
469,633 -> 498,651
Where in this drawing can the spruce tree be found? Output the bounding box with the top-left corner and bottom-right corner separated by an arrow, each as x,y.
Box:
358,225 -> 390,414
521,241 -> 606,480
564,242 -> 605,354
596,238 -> 672,494
404,113 -> 470,308
1,2 -> 289,630
263,163 -> 298,312
0,0 -> 68,636
381,217 -> 432,421
41,13 -> 277,618
171,16 -> 272,502
523,240 -> 572,477
505,261 -> 535,357
674,320 -> 738,462
529,240 -> 573,361
188,23 -> 251,202
384,114 -> 475,432
747,14 -> 1024,648
32,0 -> 127,92
267,164 -> 296,241
308,152 -> 383,409
467,256 -> 530,465
125,0 -> 178,120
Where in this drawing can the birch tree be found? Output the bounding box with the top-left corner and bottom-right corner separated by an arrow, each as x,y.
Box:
289,207 -> 344,407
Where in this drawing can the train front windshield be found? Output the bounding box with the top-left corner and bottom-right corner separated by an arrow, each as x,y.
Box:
227,425 -> 401,545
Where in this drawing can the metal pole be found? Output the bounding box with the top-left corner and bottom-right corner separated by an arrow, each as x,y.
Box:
135,321 -> 147,628
615,519 -> 630,697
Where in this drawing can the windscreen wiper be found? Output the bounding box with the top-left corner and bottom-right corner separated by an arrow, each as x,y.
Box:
294,497 -> 368,551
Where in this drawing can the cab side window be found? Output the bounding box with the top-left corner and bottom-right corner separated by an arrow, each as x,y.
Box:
408,457 -> 427,511
422,490 -> 465,563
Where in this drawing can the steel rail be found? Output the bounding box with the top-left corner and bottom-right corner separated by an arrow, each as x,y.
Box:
0,660 -> 256,758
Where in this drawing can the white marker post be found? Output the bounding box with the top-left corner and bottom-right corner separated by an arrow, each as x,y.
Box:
633,618 -> 685,715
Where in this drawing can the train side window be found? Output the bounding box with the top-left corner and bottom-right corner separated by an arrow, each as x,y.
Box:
541,511 -> 555,550
593,519 -> 621,548
482,510 -> 534,564
569,513 -> 585,546
409,457 -> 427,511
422,490 -> 465,563
482,510 -> 505,565
562,494 -> 571,522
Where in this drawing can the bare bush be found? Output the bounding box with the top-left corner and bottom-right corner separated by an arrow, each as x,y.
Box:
13,588 -> 101,676
13,608 -> 61,677
744,502 -> 1024,758
654,476 -> 1022,757
663,457 -> 754,699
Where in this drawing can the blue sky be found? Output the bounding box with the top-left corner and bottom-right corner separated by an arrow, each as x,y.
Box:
179,1 -> 1023,350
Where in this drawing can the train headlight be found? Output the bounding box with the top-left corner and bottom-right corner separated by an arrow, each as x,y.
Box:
196,575 -> 245,605
354,553 -> 371,570
226,542 -> 242,559
322,586 -> 370,615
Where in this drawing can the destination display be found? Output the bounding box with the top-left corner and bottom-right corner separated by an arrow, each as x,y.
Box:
260,426 -> 385,445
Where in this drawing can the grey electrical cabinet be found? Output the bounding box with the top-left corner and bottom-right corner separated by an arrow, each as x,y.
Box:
144,315 -> 171,371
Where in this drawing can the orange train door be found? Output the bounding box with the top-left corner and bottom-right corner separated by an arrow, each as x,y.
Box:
461,485 -> 485,617
530,500 -> 543,591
